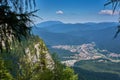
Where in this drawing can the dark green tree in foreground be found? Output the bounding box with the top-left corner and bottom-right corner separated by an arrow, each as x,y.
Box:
0,0 -> 36,52
105,0 -> 120,38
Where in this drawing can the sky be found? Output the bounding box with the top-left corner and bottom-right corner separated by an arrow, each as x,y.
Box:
35,0 -> 119,23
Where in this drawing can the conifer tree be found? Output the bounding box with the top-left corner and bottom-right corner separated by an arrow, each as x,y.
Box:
0,0 -> 36,52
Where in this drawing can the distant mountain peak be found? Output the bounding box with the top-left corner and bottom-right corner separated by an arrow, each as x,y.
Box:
36,21 -> 63,28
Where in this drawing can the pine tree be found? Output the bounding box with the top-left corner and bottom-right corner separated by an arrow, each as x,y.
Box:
0,0 -> 37,52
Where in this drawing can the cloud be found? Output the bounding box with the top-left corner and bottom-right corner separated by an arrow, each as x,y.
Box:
99,10 -> 119,15
56,10 -> 64,14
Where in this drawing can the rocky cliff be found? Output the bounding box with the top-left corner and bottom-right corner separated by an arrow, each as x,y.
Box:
24,36 -> 54,69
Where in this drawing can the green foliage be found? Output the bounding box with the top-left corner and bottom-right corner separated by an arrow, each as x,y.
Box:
30,69 -> 54,80
50,53 -> 78,80
62,67 -> 78,80
0,58 -> 14,80
0,36 -> 78,80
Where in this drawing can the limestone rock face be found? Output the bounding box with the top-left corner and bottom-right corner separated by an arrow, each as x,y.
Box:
23,37 -> 54,69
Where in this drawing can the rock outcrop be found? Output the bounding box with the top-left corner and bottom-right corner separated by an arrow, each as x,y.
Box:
23,36 -> 54,69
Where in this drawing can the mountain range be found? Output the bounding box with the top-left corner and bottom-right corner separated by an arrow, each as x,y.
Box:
33,21 -> 120,53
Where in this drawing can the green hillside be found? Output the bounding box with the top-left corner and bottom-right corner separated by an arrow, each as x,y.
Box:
0,36 -> 78,80
73,60 -> 120,80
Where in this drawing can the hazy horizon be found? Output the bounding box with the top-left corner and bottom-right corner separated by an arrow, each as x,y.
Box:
36,20 -> 118,24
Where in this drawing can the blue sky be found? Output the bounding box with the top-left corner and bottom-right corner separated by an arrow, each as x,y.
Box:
35,0 -> 119,23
